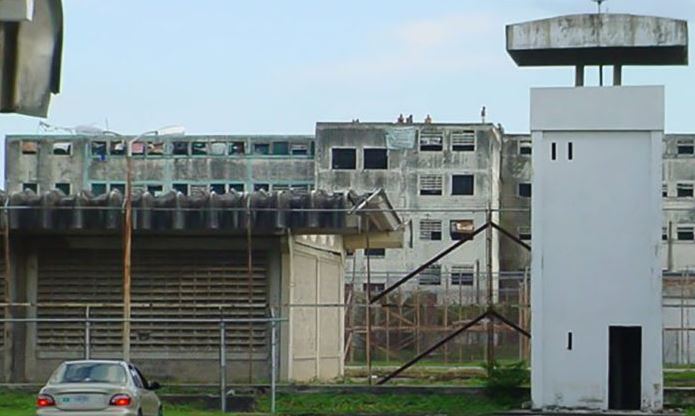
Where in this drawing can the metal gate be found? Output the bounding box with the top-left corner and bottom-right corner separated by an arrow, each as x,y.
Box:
37,249 -> 268,353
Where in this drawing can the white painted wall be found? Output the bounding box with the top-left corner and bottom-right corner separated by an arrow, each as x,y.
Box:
531,87 -> 663,411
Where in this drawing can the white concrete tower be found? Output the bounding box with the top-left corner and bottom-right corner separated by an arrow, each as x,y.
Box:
506,14 -> 689,411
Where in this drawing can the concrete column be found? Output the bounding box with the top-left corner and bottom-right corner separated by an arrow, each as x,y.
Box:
24,251 -> 38,378
613,65 -> 623,86
575,65 -> 585,87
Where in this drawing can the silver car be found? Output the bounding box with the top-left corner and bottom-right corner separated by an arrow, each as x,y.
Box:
36,360 -> 163,416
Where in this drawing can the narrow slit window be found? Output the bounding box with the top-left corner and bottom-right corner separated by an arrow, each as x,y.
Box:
568,142 -> 573,160
567,332 -> 573,350
551,142 -> 557,160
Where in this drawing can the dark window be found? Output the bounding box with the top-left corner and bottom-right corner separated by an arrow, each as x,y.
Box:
419,175 -> 443,195
172,183 -> 188,195
21,141 -> 38,154
52,142 -> 72,155
253,143 -> 270,155
55,183 -> 71,195
147,185 -> 163,196
331,148 -> 356,169
419,265 -> 442,285
363,148 -> 387,169
291,143 -> 309,155
663,184 -> 668,198
110,140 -> 125,155
254,183 -> 270,192
451,132 -> 475,151
420,135 -> 443,151
518,227 -> 532,241
451,266 -> 474,286
420,220 -> 442,241
210,183 -> 226,194
677,183 -> 694,198
450,220 -> 474,240
568,142 -> 573,160
23,183 -> 38,193
229,183 -> 245,192
452,175 -> 474,196
229,142 -> 245,155
364,248 -> 385,257
551,142 -> 557,160
172,142 -> 189,155
91,141 -> 107,157
272,142 -> 289,155
519,140 -> 532,155
678,226 -> 694,241
91,183 -> 107,195
192,141 -> 208,155
110,183 -> 126,194
678,140 -> 694,155
518,183 -> 532,198
662,227 -> 668,241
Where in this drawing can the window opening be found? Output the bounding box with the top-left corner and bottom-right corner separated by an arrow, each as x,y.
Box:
210,183 -> 226,194
91,141 -> 107,157
147,142 -> 164,156
272,142 -> 289,155
518,140 -> 532,155
52,142 -> 72,155
450,219 -> 474,240
23,183 -> 38,193
364,248 -> 385,257
677,225 -> 694,241
55,183 -> 71,195
229,141 -> 245,155
91,183 -> 107,195
364,148 -> 388,169
130,142 -> 145,156
192,141 -> 208,155
420,220 -> 442,241
21,140 -> 38,154
254,183 -> 270,192
451,265 -> 474,286
551,142 -> 557,160
568,142 -> 573,160
209,141 -> 226,155
419,265 -> 442,285
677,183 -> 694,198
110,140 -> 125,155
253,143 -> 270,155
229,183 -> 245,192
678,139 -> 694,155
172,183 -> 188,195
451,131 -> 475,151
331,148 -> 356,169
172,142 -> 189,155
420,134 -> 443,151
518,227 -> 532,241
290,143 -> 308,155
147,185 -> 163,196
110,183 -> 126,194
452,175 -> 474,195
419,175 -> 443,196
518,183 -> 532,198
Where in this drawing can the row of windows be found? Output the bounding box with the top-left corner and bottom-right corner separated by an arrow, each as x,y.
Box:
419,174 -> 475,196
331,148 -> 387,170
417,219 -> 531,242
20,139 -> 314,158
418,131 -> 476,152
663,226 -> 695,241
359,265 -> 476,287
22,182 -> 313,196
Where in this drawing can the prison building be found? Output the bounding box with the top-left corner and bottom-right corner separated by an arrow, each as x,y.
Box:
314,122 -> 503,304
0,188 -> 403,383
5,134 -> 316,196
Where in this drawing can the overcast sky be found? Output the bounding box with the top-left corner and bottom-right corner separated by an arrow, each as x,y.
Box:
0,0 -> 693,152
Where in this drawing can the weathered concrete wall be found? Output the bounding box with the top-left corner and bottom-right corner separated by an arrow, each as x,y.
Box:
315,123 -> 501,302
5,135 -> 315,194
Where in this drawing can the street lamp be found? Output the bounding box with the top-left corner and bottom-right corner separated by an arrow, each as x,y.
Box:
103,126 -> 186,361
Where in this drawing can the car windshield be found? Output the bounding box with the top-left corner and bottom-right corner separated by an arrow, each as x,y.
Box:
52,363 -> 127,384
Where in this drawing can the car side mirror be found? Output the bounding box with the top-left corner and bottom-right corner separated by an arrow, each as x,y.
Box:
148,381 -> 161,390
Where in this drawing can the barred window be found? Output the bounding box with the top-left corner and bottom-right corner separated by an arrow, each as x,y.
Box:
678,139 -> 694,155
518,140 -> 532,155
678,225 -> 694,241
518,227 -> 532,241
419,175 -> 443,196
419,265 -> 442,285
420,135 -> 443,151
677,183 -> 694,198
420,220 -> 442,241
451,131 -> 475,151
451,265 -> 474,286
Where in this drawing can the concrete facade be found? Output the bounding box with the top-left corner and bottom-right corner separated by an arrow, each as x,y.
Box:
314,122 -> 502,301
5,134 -> 315,196
530,86 -> 663,411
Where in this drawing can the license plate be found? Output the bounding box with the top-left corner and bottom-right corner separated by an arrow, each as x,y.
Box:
60,394 -> 92,404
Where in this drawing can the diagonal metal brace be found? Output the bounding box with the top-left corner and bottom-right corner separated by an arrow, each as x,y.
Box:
490,221 -> 531,251
376,311 -> 490,385
370,223 -> 489,304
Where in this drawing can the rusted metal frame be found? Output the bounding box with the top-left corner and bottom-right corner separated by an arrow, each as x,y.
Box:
490,221 -> 531,252
376,311 -> 490,385
370,223 -> 489,304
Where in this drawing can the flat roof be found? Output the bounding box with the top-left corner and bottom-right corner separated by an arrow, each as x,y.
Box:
506,14 -> 688,66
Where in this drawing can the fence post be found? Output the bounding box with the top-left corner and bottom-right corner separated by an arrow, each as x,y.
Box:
84,306 -> 91,360
270,308 -> 277,414
219,318 -> 227,413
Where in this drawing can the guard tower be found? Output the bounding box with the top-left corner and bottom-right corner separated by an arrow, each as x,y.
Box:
506,14 -> 688,411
